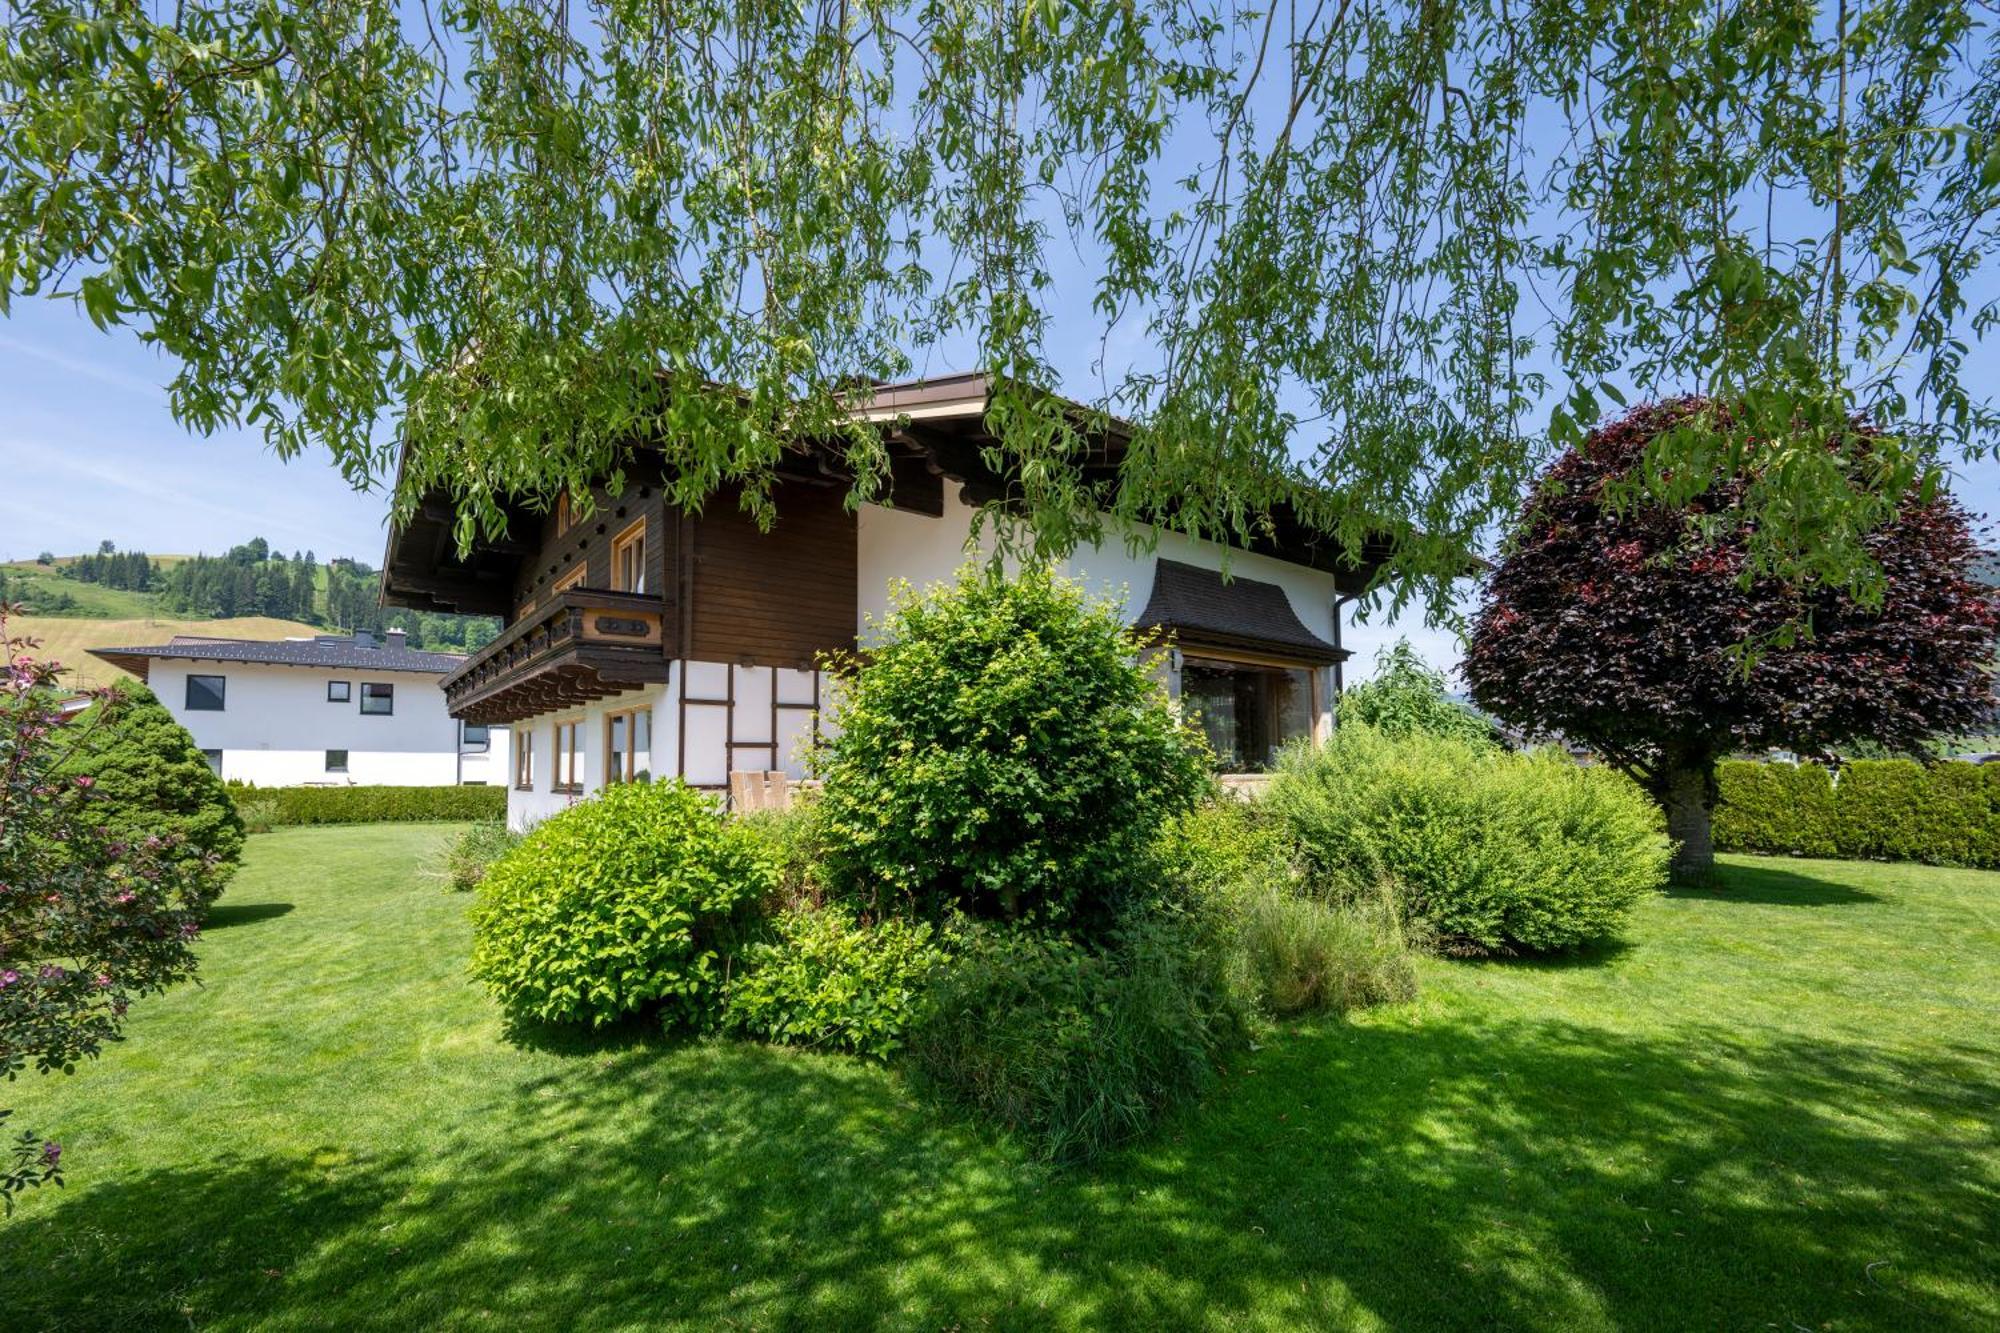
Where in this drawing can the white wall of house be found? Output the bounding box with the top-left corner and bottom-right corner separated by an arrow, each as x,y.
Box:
502,661 -> 827,831
146,659 -> 506,787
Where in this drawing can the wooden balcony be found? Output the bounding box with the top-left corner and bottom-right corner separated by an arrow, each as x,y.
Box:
443,590 -> 671,726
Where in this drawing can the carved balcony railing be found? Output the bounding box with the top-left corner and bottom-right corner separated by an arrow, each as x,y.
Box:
442,589 -> 672,725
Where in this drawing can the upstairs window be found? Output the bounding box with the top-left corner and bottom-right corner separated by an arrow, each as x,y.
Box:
552,564 -> 588,595
185,674 -> 226,711
327,680 -> 351,703
359,682 -> 394,715
611,519 -> 647,593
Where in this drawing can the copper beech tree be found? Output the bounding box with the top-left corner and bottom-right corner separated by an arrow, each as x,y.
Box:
1465,399 -> 1999,883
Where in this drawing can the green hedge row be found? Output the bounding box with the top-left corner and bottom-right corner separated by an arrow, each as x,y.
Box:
226,783 -> 507,826
1713,759 -> 2000,869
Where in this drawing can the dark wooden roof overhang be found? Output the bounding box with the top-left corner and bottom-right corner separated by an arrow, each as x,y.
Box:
441,591 -> 671,725
1137,559 -> 1348,667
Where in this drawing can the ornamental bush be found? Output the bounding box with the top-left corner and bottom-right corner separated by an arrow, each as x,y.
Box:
815,567 -> 1213,934
1713,758 -> 2000,868
905,917 -> 1246,1164
722,905 -> 948,1059
1267,725 -> 1668,954
64,682 -> 243,908
469,780 -> 774,1030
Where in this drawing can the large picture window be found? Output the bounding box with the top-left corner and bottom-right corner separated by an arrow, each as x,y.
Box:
185,674 -> 226,711
604,706 -> 652,784
359,682 -> 394,715
552,720 -> 584,794
611,519 -> 647,593
1180,657 -> 1313,772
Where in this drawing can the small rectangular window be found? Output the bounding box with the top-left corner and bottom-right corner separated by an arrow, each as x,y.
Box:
359,682 -> 394,715
513,728 -> 535,791
604,706 -> 653,784
552,564 -> 587,595
611,519 -> 647,593
552,720 -> 584,793
200,749 -> 222,775
327,680 -> 351,703
325,749 -> 349,773
462,723 -> 491,752
185,674 -> 226,711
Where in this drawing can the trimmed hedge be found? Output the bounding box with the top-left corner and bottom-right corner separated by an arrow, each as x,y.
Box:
226,783 -> 506,826
1714,759 -> 2000,868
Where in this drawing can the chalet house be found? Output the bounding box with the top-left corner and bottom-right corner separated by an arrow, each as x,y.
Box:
380,373 -> 1394,829
88,630 -> 507,786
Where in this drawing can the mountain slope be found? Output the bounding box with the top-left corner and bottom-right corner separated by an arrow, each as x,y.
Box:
19,615 -> 328,689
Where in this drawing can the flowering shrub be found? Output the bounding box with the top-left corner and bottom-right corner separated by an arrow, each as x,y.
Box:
0,605 -> 204,1210
469,779 -> 774,1030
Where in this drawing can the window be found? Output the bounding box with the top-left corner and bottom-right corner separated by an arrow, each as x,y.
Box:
327,680 -> 351,703
1179,657 -> 1313,773
611,519 -> 647,593
604,706 -> 653,784
462,723 -> 491,752
554,489 -> 573,534
513,728 -> 536,791
551,564 -> 587,595
360,682 -> 394,715
185,674 -> 226,711
551,720 -> 584,793
325,749 -> 349,773
200,749 -> 223,775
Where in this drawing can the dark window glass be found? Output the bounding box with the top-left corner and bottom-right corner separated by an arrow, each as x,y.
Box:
327,680 -> 351,702
462,723 -> 490,751
1180,659 -> 1312,772
360,682 -> 394,715
326,749 -> 349,772
185,674 -> 226,711
200,749 -> 222,775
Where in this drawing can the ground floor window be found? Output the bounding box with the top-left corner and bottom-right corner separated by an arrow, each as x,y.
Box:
1180,656 -> 1314,772
513,728 -> 535,790
200,748 -> 222,775
604,706 -> 653,784
461,723 -> 490,752
552,720 -> 584,793
325,749 -> 348,773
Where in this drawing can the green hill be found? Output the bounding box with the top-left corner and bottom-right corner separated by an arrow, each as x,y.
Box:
17,614 -> 331,690
1,560 -> 163,618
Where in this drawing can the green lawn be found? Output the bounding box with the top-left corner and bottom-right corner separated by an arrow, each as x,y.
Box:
5,826 -> 1995,1330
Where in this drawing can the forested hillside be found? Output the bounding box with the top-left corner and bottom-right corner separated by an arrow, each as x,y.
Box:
3,537 -> 498,652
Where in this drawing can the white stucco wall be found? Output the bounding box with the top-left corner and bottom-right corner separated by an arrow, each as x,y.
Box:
146,659 -> 506,787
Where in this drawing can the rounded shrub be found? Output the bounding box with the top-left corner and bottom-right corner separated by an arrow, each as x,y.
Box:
815,566 -> 1213,933
469,779 -> 774,1029
65,682 -> 243,908
1266,725 -> 1668,954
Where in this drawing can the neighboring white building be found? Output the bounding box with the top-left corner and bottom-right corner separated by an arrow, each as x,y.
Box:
381,372 -> 1401,831
89,629 -> 507,786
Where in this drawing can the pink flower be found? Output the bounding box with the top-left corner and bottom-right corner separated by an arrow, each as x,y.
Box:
0,970 -> 18,988
73,775 -> 95,789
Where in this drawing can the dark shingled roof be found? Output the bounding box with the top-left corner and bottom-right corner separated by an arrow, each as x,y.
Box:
1137,559 -> 1346,665
88,631 -> 467,684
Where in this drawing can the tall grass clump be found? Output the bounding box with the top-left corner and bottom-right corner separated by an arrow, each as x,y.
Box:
1266,725 -> 1667,954
432,821 -> 520,893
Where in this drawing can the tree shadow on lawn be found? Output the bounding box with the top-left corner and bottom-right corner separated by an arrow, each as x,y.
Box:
5,1023 -> 1992,1330
1669,861 -> 1882,907
200,901 -> 296,930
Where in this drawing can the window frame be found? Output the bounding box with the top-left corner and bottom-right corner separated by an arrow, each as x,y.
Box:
1178,651 -> 1319,774
513,727 -> 536,791
325,749 -> 349,773
326,679 -> 351,703
551,719 -> 584,794
200,748 -> 223,775
359,682 -> 395,716
461,723 -> 491,753
551,563 -> 588,596
184,673 -> 227,712
603,705 -> 653,785
610,518 -> 647,593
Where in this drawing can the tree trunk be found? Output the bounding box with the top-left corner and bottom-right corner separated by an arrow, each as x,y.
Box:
1660,754 -> 1716,885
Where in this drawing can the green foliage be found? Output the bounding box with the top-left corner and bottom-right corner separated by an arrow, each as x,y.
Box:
1233,888 -> 1418,1018
234,798 -> 278,835
226,783 -> 505,825
1714,759 -> 2000,868
64,682 -> 243,908
432,822 -> 520,894
906,919 -> 1247,1165
1338,641 -> 1495,746
722,906 -> 948,1060
1267,726 -> 1668,954
815,568 -> 1212,933
735,802 -> 827,909
469,780 -> 774,1030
